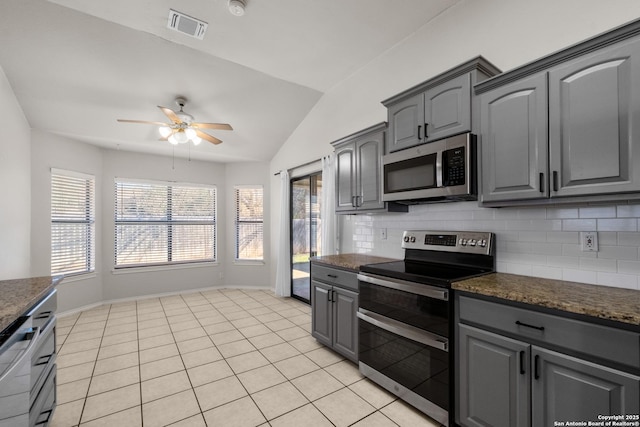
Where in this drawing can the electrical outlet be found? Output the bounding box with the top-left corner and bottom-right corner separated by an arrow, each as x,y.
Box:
380,228 -> 387,240
580,232 -> 598,252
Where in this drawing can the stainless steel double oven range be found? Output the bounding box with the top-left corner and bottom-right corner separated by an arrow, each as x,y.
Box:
357,230 -> 495,426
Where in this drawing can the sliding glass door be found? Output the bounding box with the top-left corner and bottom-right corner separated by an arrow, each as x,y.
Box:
290,173 -> 322,303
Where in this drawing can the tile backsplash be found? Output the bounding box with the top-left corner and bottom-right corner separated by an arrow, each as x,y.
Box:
338,201 -> 640,290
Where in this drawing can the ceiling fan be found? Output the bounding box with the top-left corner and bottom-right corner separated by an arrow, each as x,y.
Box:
117,97 -> 232,145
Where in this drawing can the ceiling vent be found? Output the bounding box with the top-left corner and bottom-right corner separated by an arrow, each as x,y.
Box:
167,9 -> 208,40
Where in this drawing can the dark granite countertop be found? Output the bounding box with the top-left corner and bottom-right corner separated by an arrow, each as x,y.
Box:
311,254 -> 400,272
0,276 -> 63,332
453,273 -> 640,327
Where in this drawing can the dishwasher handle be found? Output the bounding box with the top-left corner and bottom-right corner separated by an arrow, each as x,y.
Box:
0,326 -> 41,386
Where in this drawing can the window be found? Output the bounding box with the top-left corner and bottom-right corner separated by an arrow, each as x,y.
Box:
114,179 -> 216,268
51,169 -> 95,276
235,186 -> 264,261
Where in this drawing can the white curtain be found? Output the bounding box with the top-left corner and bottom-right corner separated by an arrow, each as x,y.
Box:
320,154 -> 336,256
274,170 -> 291,297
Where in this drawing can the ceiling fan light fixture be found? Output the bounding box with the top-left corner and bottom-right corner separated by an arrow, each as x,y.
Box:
192,135 -> 202,146
168,133 -> 179,145
228,0 -> 246,16
185,128 -> 197,139
159,126 -> 172,138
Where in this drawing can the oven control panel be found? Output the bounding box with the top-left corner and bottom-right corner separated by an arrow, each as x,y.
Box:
402,230 -> 494,255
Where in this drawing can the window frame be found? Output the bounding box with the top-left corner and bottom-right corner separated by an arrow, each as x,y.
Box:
50,168 -> 96,277
234,185 -> 264,262
114,178 -> 217,269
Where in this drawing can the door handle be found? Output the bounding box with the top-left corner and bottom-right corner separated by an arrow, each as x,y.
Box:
539,173 -> 545,193
424,123 -> 429,138
552,171 -> 559,192
515,320 -> 545,332
534,354 -> 541,380
519,351 -> 526,375
417,125 -> 422,140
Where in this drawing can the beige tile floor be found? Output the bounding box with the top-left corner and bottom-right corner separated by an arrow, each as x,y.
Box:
51,288 -> 439,427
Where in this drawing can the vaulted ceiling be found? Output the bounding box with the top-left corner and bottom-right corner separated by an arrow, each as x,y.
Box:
0,0 -> 460,162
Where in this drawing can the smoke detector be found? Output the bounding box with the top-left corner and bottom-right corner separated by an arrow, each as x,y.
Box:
167,9 -> 208,40
228,0 -> 247,16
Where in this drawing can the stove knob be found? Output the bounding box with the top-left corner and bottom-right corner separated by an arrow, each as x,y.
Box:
460,239 -> 467,246
403,236 -> 410,243
410,236 -> 416,243
480,239 -> 487,247
469,239 -> 477,247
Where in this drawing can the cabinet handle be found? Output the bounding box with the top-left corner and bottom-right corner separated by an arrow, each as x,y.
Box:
331,290 -> 336,303
515,320 -> 545,332
424,123 -> 429,138
519,351 -> 526,375
327,289 -> 332,302
417,125 -> 422,140
552,171 -> 559,192
356,195 -> 362,207
539,173 -> 545,193
351,196 -> 356,208
327,274 -> 338,279
534,354 -> 540,380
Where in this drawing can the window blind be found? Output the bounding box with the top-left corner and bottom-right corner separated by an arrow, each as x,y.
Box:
115,179 -> 216,268
235,186 -> 264,260
51,169 -> 95,276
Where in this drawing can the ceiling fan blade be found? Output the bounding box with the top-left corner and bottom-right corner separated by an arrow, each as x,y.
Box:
196,130 -> 222,145
117,119 -> 170,126
158,106 -> 181,124
192,122 -> 233,131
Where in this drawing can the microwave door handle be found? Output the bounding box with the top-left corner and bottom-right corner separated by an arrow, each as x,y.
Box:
436,150 -> 443,188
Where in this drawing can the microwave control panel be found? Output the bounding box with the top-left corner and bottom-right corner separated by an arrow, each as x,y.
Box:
443,146 -> 466,186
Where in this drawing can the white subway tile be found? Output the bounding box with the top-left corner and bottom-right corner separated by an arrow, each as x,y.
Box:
546,207 -> 579,219
578,257 -> 617,273
546,231 -> 579,244
530,242 -> 563,256
562,219 -> 597,231
547,256 -> 580,269
617,232 -> 640,246
579,206 -> 616,218
518,231 -> 547,243
617,260 -> 640,275
597,232 -> 617,245
531,265 -> 563,280
616,204 -> 640,218
562,269 -> 597,284
506,263 -> 533,276
562,244 -> 597,258
494,209 -> 520,220
596,245 -> 638,261
505,241 -> 532,254
597,218 -> 637,232
517,208 -> 547,219
596,272 -> 639,290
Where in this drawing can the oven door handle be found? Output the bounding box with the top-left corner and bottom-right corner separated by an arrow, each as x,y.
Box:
357,273 -> 448,301
357,309 -> 448,352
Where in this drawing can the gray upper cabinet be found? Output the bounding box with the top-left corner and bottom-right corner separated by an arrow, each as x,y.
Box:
332,122 -> 407,214
384,57 -> 500,154
480,73 -> 548,202
548,38 -> 640,197
477,20 -> 640,206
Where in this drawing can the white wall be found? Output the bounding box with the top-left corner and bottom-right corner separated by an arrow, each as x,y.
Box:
269,0 -> 640,289
29,129 -> 272,311
0,66 -> 31,279
31,130 -> 104,312
224,162 -> 271,288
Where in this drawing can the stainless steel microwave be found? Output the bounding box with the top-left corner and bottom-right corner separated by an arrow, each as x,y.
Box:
382,133 -> 476,203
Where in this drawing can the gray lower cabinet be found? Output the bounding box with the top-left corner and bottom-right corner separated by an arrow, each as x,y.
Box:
310,264 -> 359,362
478,22 -> 640,205
457,295 -> 640,427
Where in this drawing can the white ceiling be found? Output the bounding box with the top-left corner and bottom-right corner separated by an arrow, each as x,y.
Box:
0,0 -> 460,163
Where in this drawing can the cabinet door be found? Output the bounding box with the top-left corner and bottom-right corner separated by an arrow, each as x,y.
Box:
311,280 -> 332,347
480,73 -> 548,203
334,143 -> 357,212
548,38 -> 640,197
424,73 -> 471,142
532,347 -> 640,425
356,133 -> 385,211
387,93 -> 424,153
332,287 -> 358,362
458,324 -> 530,427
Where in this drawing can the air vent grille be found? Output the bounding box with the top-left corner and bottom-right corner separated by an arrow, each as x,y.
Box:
167,9 -> 208,40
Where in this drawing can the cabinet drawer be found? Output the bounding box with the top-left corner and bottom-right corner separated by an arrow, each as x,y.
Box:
459,295 -> 640,370
311,264 -> 358,291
